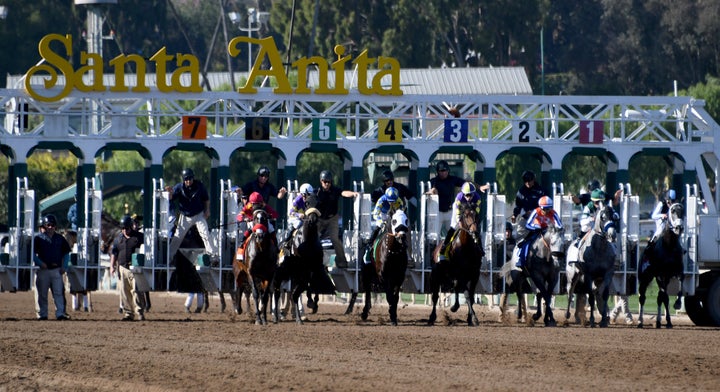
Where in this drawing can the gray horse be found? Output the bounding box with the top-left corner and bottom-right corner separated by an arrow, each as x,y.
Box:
501,224 -> 565,327
565,203 -> 618,328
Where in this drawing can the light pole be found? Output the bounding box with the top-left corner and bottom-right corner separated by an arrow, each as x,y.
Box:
228,8 -> 268,75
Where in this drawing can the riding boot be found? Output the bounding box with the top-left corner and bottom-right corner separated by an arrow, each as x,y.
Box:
364,227 -> 381,263
438,228 -> 455,261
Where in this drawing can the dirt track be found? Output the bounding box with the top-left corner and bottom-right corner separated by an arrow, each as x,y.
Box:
1,291 -> 719,391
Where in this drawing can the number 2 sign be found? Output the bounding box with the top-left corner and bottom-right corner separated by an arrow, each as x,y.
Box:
512,120 -> 537,143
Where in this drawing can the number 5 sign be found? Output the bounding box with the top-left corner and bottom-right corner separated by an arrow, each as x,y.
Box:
579,120 -> 604,144
312,118 -> 337,141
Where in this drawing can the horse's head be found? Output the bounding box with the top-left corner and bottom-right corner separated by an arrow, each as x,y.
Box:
668,203 -> 684,235
545,225 -> 566,260
253,209 -> 269,226
458,203 -> 482,245
595,203 -> 619,243
304,207 -> 320,226
386,210 -> 409,247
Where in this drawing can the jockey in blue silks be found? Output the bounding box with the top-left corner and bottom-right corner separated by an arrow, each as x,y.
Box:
516,195 -> 563,268
438,182 -> 483,262
363,187 -> 405,262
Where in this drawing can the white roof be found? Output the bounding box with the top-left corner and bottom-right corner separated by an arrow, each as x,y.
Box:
6,66 -> 532,96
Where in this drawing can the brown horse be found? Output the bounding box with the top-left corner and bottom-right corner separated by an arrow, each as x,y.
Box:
428,203 -> 484,326
359,210 -> 410,326
238,209 -> 279,325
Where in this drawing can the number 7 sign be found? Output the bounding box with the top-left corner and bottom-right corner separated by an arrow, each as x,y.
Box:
579,120 -> 603,144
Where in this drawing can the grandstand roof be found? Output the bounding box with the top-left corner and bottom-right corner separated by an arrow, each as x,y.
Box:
7,67 -> 532,96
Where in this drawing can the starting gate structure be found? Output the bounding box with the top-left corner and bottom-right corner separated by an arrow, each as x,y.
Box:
3,82 -> 720,325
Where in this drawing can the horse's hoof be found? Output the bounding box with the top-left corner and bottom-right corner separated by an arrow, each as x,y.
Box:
656,322 -> 662,329
255,320 -> 263,325
532,313 -> 541,322
545,322 -> 557,327
391,320 -> 398,326
450,304 -> 459,313
361,312 -> 369,321
221,304 -> 227,313
666,323 -> 673,329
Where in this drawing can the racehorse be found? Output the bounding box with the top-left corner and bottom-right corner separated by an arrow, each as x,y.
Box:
273,204 -> 331,324
241,209 -> 279,325
355,209 -> 409,326
428,203 -> 484,326
638,202 -> 685,328
500,224 -> 565,326
565,203 -> 618,328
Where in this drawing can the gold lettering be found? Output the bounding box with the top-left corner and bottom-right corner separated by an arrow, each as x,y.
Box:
25,34 -> 403,102
150,47 -> 174,93
109,54 -> 149,92
229,36 -> 291,94
74,52 -> 104,92
373,57 -> 402,96
26,34 -> 74,102
353,50 -> 375,95
172,54 -> 202,93
330,45 -> 351,94
293,56 -> 330,94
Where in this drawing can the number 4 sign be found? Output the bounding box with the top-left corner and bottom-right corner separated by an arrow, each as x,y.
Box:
579,120 -> 604,144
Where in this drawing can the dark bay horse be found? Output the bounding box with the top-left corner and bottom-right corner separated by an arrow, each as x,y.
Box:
501,224 -> 565,326
428,203 -> 484,326
638,202 -> 685,329
273,205 -> 332,324
357,210 -> 410,326
565,203 -> 617,328
238,209 -> 279,325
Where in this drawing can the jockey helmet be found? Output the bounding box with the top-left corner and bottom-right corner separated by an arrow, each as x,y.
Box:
257,166 -> 270,177
667,189 -> 677,201
381,169 -> 394,181
587,179 -> 602,192
181,168 -> 194,180
248,192 -> 264,204
320,170 -> 333,182
121,215 -> 133,229
385,187 -> 399,202
591,189 -> 605,201
299,183 -> 314,195
461,182 -> 476,195
522,170 -> 535,182
42,214 -> 58,227
436,160 -> 449,172
538,196 -> 553,209
505,221 -> 513,232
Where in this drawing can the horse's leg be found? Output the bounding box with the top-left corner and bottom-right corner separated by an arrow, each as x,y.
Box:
251,280 -> 263,325
291,280 -> 305,325
428,270 -> 440,325
674,272 -> 684,311
144,291 -> 151,312
637,270 -> 652,328
657,283 -> 670,329
587,284 -> 598,328
203,289 -> 210,312
271,281 -> 280,324
345,291 -> 358,315
361,264 -> 373,321
465,279 -> 479,326
450,289 -> 460,313
218,290 -> 226,313
386,281 -> 399,326
497,292 -> 507,323
532,293 -> 543,322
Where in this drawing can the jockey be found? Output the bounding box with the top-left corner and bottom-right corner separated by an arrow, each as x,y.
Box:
579,188 -> 606,238
236,192 -> 279,260
651,189 -> 677,241
363,187 -> 404,262
511,170 -> 546,224
279,183 -> 314,248
438,182 -> 483,262
516,196 -> 563,269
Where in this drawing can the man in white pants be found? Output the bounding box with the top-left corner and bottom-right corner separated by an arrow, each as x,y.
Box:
166,168 -> 217,262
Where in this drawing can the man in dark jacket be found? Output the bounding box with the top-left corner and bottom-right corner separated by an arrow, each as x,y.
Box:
110,215 -> 145,321
166,168 -> 217,261
511,170 -> 546,224
315,170 -> 358,268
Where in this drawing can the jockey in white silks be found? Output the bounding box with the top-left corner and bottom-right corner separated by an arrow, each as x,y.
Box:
651,189 -> 678,241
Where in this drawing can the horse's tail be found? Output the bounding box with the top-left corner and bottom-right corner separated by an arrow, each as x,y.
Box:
500,260 -> 515,285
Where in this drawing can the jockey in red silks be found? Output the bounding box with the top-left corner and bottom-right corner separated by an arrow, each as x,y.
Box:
236,192 -> 279,260
516,195 -> 563,269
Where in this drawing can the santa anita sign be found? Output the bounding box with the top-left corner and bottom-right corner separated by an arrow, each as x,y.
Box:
25,34 -> 403,102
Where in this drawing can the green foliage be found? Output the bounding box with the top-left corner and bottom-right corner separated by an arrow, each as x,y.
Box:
27,152 -> 77,202
100,151 -> 145,219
